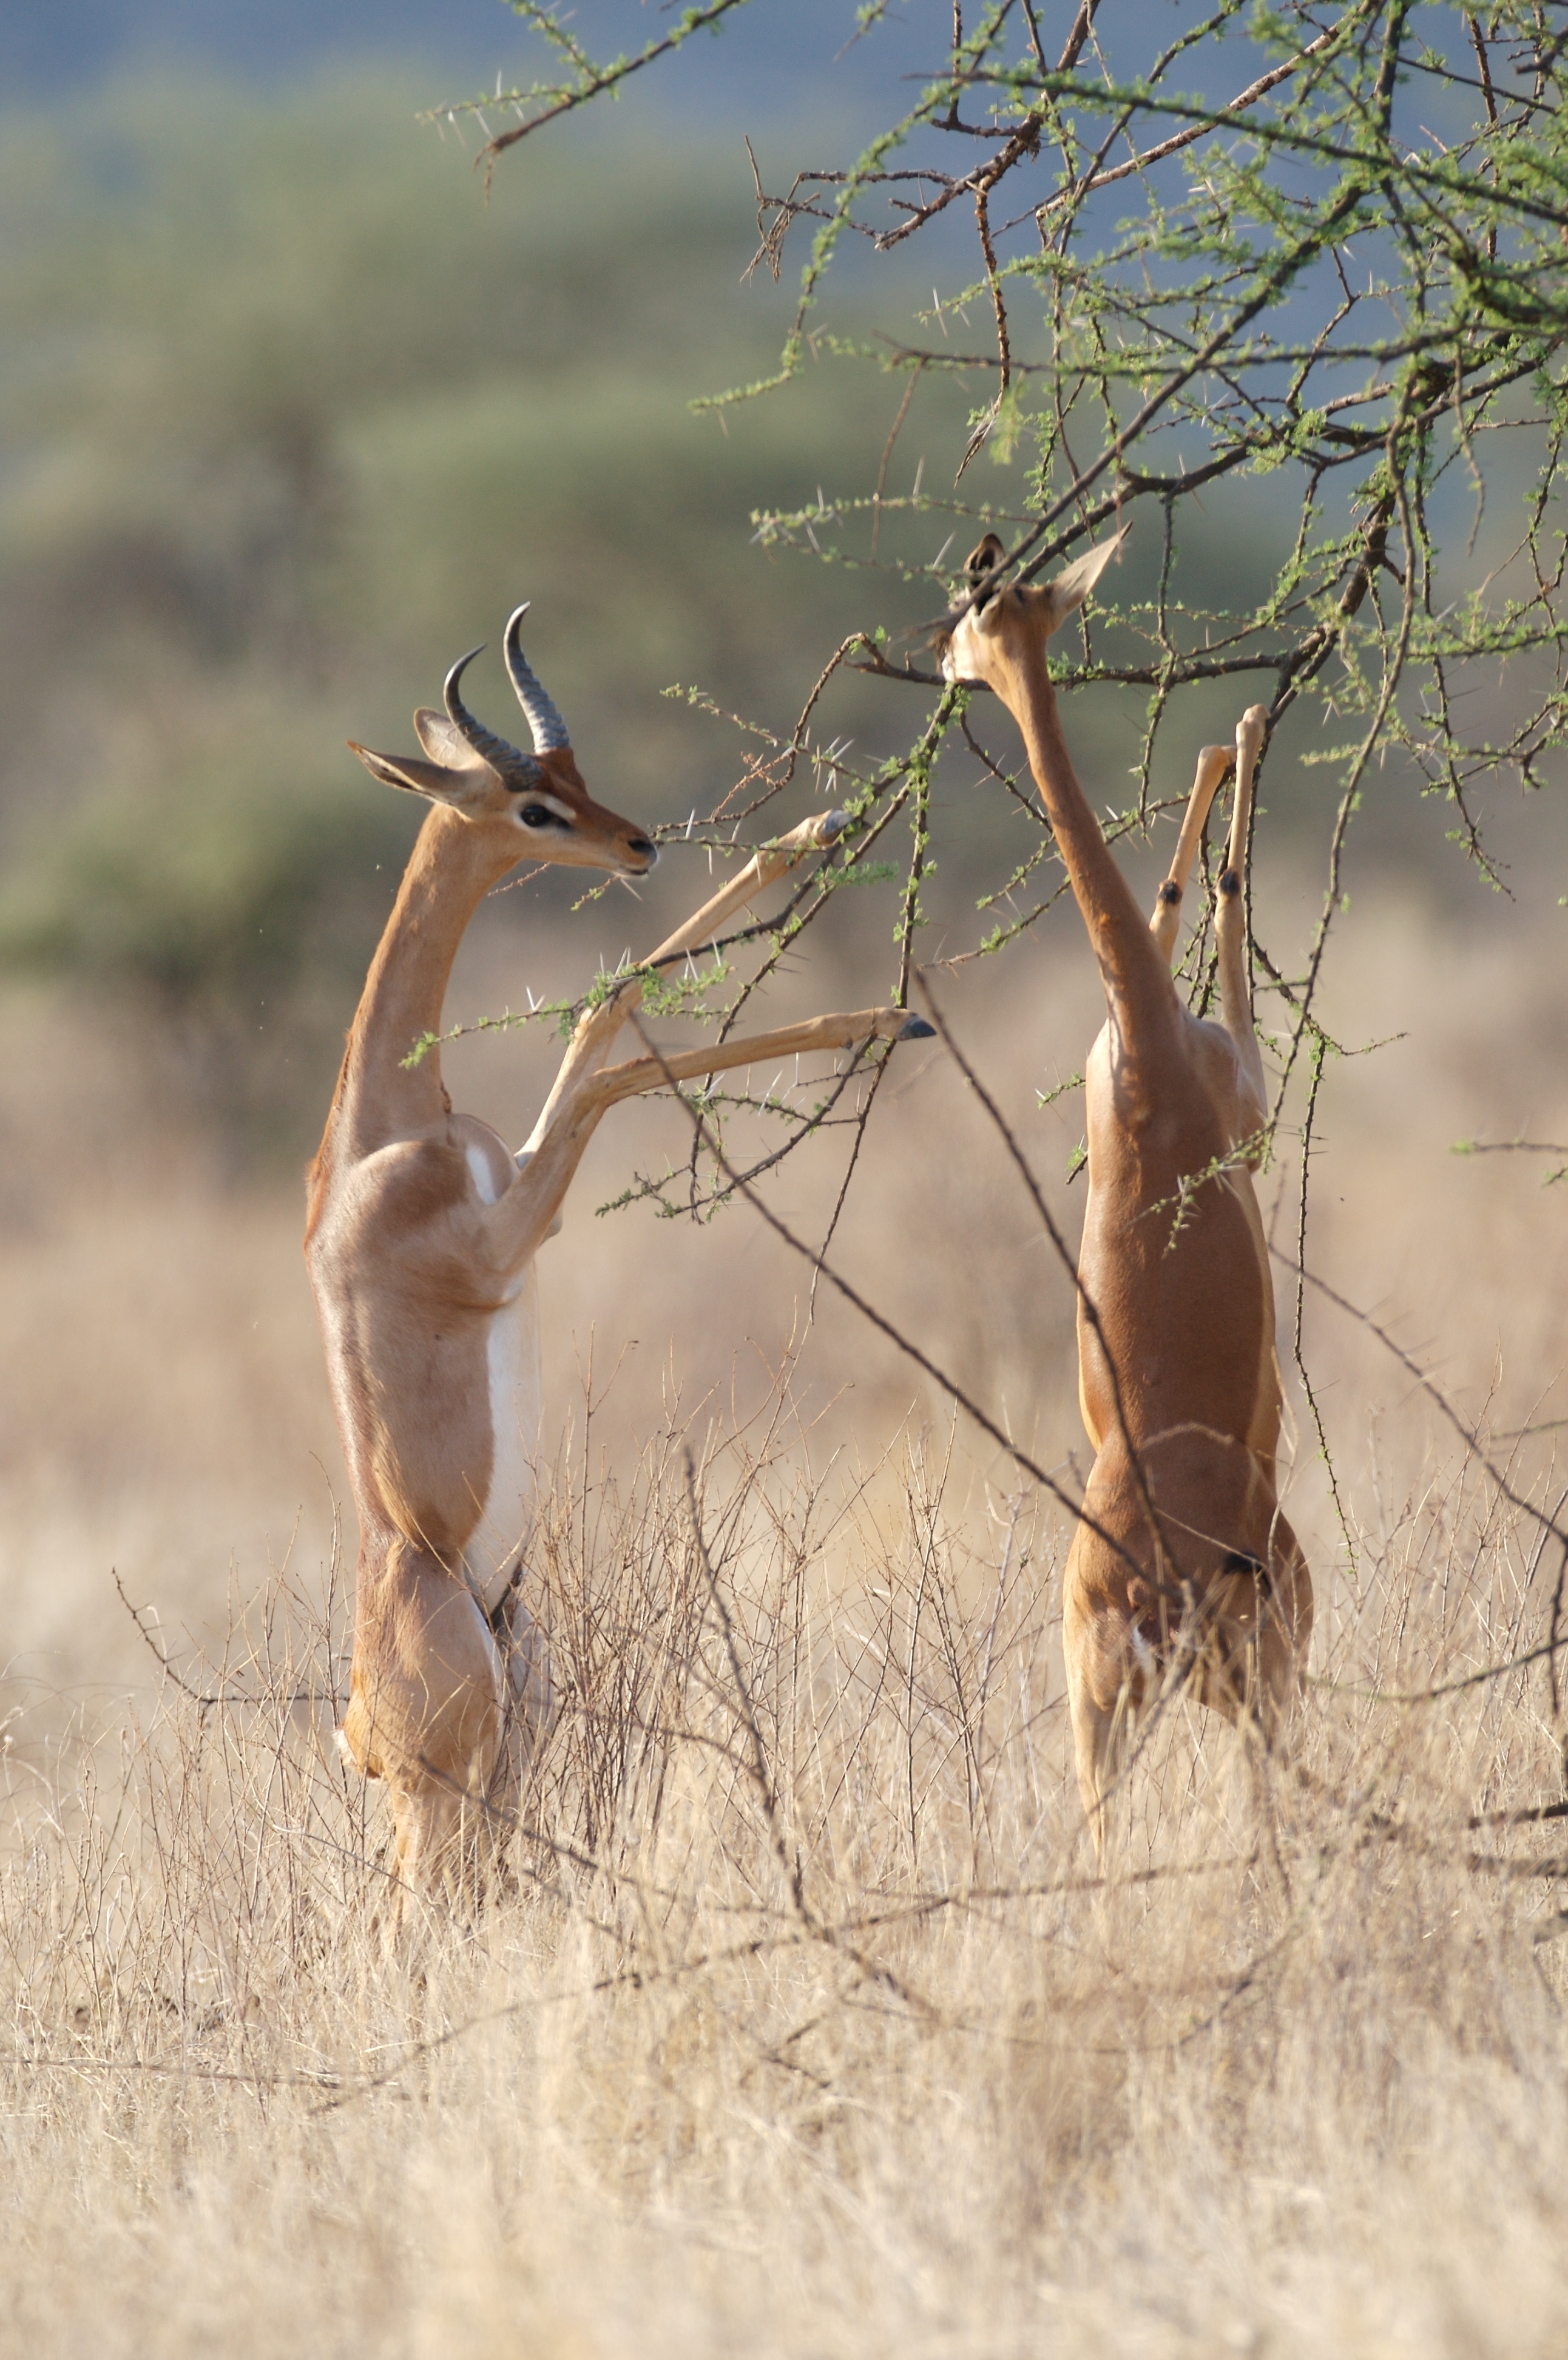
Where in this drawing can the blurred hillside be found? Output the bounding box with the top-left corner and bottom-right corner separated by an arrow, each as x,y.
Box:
0,53 -> 1564,1734
0,0 -> 925,107
3,59 -> 1555,1172
0,72 -> 985,1151
0,0 -> 519,84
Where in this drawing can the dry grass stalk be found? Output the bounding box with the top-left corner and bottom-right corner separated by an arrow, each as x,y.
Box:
4,1370 -> 1568,2355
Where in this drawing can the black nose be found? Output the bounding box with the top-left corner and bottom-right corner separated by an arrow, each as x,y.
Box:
627,836 -> 658,867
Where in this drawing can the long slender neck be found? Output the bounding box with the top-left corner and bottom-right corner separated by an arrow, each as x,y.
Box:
1003,643 -> 1178,1045
329,806 -> 511,1157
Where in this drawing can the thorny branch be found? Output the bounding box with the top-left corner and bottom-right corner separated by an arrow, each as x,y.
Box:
450,0 -> 1566,1222
436,4 -> 1568,1683
428,1 -> 757,185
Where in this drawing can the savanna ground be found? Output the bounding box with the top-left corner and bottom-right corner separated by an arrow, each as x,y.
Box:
5,838 -> 1568,2358
5,39 -> 1568,2358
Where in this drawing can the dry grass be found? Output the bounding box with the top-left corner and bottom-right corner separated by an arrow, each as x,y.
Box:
5,1420 -> 1568,2358
5,873 -> 1568,2353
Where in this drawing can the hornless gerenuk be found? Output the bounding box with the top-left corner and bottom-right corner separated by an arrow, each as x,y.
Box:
941,536 -> 1312,1850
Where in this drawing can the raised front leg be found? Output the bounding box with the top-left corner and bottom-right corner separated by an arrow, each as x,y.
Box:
1149,744 -> 1233,966
523,810 -> 850,1153
585,1006 -> 930,1114
1215,705 -> 1269,1122
942,534 -> 1195,1113
484,1004 -> 933,1270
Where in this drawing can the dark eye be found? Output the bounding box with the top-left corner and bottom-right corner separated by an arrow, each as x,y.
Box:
518,804 -> 556,830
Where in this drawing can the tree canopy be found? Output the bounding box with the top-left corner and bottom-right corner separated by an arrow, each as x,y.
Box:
427,5 -> 1563,1213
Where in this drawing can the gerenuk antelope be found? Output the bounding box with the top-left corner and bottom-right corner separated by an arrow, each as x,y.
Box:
941,535 -> 1311,1851
307,605 -> 929,1927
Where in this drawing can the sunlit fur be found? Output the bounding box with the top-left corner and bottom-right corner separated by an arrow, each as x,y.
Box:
309,642 -> 928,1938
942,541 -> 1311,1850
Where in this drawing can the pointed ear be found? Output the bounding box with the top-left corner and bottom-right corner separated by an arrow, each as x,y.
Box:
410,707 -> 482,769
1040,529 -> 1126,634
347,739 -> 475,804
965,531 -> 1007,585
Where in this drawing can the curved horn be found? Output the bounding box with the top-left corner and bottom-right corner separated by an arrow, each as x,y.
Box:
442,646 -> 541,781
504,604 -> 572,754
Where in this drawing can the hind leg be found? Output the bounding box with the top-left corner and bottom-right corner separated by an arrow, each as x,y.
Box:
1068,1668 -> 1120,1862
1257,1512 -> 1313,1739
1249,1519 -> 1313,1889
343,1555 -> 507,1945
502,1586 -> 553,1760
382,1776 -> 468,1953
1191,1531 -> 1311,1892
1191,1493 -> 1312,1737
473,1584 -> 553,1899
1063,1530 -> 1145,1860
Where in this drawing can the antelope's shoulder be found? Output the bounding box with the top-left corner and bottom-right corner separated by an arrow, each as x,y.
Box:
1085,1014 -> 1228,1165
1185,1013 -> 1266,1146
1186,1010 -> 1246,1090
445,1113 -> 519,1209
309,1134 -> 475,1258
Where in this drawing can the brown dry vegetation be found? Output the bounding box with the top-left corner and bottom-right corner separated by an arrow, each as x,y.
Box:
5,837 -> 1568,2353
4,23 -> 1568,2342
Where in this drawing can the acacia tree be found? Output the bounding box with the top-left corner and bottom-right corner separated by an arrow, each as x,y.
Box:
432,2 -> 1567,1407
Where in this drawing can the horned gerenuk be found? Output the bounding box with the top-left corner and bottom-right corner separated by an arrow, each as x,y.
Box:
307,605 -> 930,1932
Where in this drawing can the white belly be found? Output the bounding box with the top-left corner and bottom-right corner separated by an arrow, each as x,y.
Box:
461,1263 -> 544,1596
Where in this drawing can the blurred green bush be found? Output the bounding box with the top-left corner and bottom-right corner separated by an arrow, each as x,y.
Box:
0,70 -> 968,1150
3,68 -> 1357,1168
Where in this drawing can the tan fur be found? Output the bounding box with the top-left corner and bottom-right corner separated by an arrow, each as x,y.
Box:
308,625 -> 930,1938
943,546 -> 1311,1851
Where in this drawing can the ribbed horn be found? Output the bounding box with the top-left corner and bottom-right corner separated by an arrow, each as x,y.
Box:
504,603 -> 571,754
442,646 -> 540,781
